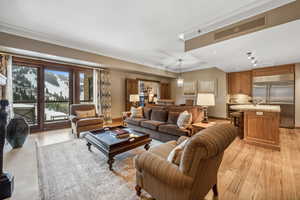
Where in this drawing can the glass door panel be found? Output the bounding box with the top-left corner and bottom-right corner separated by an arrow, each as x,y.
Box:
79,71 -> 93,104
12,65 -> 38,125
44,69 -> 70,122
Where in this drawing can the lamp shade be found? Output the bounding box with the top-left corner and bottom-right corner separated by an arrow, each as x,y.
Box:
129,94 -> 140,102
197,93 -> 215,106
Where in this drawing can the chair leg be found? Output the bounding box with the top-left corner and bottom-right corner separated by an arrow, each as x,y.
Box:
135,185 -> 141,196
213,184 -> 218,196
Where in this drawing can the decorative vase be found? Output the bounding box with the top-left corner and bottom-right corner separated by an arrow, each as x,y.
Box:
6,117 -> 29,148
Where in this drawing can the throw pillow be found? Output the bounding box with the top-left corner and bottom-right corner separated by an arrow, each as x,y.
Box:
76,109 -> 96,118
130,106 -> 143,118
167,139 -> 188,165
177,111 -> 192,129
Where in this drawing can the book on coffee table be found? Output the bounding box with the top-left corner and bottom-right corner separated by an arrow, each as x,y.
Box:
111,129 -> 130,138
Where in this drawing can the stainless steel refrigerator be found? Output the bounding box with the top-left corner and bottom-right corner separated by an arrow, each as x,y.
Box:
253,73 -> 295,128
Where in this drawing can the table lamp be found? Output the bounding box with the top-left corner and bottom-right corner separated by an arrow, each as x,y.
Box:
129,94 -> 140,107
197,93 -> 215,123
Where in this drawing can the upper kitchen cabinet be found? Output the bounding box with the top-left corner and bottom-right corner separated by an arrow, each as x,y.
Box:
227,70 -> 252,96
252,64 -> 294,76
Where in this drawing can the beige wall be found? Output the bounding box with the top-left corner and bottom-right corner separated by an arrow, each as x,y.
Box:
110,69 -> 171,118
171,67 -> 227,118
0,32 -> 176,78
295,63 -> 300,127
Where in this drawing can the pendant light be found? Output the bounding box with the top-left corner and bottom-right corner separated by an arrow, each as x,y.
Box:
177,59 -> 184,87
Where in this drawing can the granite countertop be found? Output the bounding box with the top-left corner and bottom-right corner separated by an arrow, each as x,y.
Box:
230,104 -> 281,112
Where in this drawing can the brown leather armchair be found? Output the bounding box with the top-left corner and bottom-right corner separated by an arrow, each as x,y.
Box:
134,123 -> 237,200
69,104 -> 104,138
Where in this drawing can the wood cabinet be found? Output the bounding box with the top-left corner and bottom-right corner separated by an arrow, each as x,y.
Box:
160,83 -> 171,99
244,111 -> 280,150
125,78 -> 138,111
227,70 -> 252,95
252,64 -> 294,76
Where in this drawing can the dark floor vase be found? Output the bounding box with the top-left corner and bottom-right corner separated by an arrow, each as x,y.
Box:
6,117 -> 29,148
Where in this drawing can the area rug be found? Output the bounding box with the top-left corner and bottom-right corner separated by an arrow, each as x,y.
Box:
37,139 -> 155,200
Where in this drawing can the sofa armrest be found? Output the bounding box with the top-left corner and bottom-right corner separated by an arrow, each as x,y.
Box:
69,115 -> 79,123
135,152 -> 193,189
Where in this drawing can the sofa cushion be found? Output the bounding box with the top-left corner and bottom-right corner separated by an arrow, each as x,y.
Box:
149,141 -> 177,159
143,107 -> 152,119
151,109 -> 168,122
77,117 -> 103,126
167,139 -> 188,165
141,120 -> 166,130
75,109 -> 96,118
130,106 -> 143,118
125,117 -> 147,126
158,124 -> 189,137
167,112 -> 180,124
177,111 -> 192,129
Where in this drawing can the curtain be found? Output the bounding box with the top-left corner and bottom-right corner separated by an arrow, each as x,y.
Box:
93,69 -> 112,124
0,54 -> 13,152
0,55 -> 13,119
99,70 -> 112,123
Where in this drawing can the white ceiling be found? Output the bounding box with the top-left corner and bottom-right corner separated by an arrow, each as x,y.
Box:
0,0 -> 296,72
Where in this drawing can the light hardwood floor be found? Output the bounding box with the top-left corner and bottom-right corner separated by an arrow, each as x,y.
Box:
4,126 -> 300,200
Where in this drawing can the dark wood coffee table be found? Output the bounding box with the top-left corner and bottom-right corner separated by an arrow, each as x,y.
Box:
84,126 -> 152,170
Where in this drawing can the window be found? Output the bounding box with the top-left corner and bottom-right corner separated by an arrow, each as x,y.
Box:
12,57 -> 93,131
12,64 -> 38,125
79,71 -> 93,104
44,69 -> 70,122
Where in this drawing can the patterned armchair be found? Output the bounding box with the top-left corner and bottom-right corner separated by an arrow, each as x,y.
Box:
69,104 -> 104,138
134,123 -> 237,200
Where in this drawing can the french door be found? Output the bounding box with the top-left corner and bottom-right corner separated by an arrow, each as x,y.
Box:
12,57 -> 92,132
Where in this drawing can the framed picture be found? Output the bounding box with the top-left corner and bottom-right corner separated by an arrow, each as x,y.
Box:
197,79 -> 218,96
183,81 -> 196,96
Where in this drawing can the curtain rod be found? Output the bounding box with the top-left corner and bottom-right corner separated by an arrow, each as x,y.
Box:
0,51 -> 105,70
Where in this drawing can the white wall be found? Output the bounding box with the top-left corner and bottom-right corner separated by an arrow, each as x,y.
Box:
171,67 -> 227,118
295,63 -> 300,127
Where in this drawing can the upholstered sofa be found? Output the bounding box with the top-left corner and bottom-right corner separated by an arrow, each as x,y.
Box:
69,104 -> 104,138
124,105 -> 204,142
135,123 -> 238,200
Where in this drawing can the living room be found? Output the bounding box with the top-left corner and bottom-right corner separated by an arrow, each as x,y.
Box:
1,0 -> 300,200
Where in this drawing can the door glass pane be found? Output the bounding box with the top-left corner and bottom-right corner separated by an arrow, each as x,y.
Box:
79,71 -> 93,104
44,69 -> 70,122
12,65 -> 38,125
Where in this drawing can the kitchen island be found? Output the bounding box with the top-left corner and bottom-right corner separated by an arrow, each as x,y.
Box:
230,105 -> 281,150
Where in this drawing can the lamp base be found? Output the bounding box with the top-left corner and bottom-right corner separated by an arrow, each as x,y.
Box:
0,172 -> 14,199
201,106 -> 209,123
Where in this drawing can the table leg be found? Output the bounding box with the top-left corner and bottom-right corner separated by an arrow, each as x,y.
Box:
107,157 -> 115,171
144,143 -> 150,151
87,142 -> 92,151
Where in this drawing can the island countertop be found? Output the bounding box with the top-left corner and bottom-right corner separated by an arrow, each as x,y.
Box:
230,104 -> 281,113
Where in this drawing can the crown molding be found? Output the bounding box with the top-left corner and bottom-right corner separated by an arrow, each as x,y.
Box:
0,21 -> 170,72
181,0 -> 295,40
